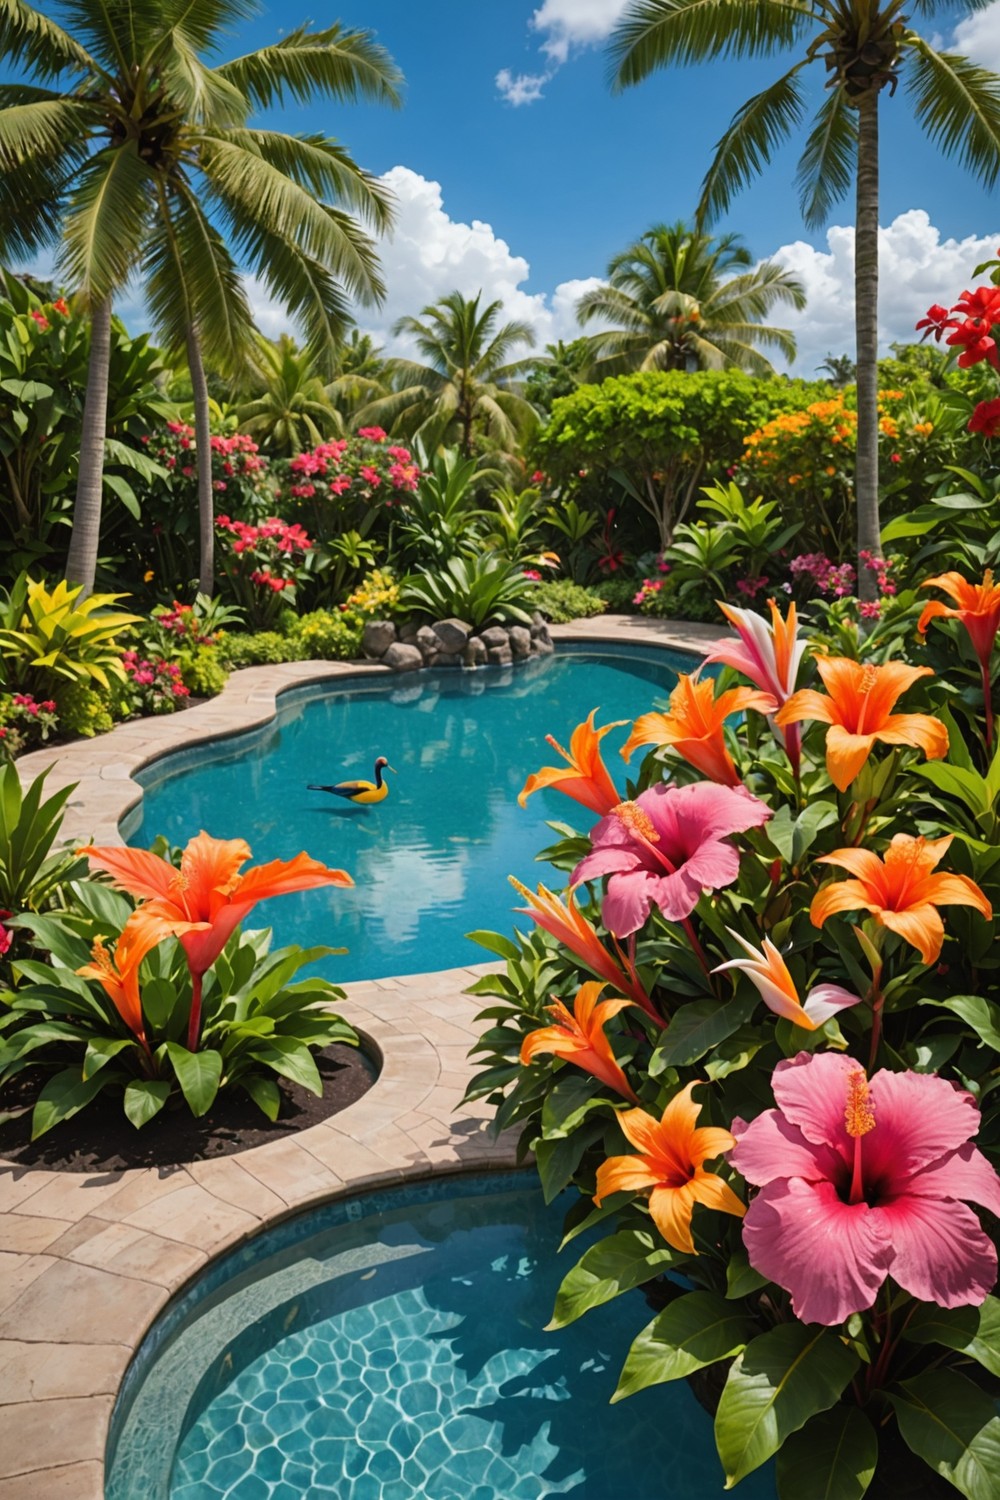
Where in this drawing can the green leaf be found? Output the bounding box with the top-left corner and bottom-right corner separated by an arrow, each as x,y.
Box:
654,993 -> 756,1068
242,1074 -> 281,1121
31,1066 -> 115,1139
82,1036 -> 135,1079
247,1036 -> 322,1095
466,929 -> 522,963
715,1324 -> 860,1486
889,1369 -> 1000,1500
164,1043 -> 223,1117
902,1297 -> 1000,1378
540,1071 -> 612,1138
533,1119 -> 605,1204
102,470 -> 140,519
547,1228 -> 685,1330
558,1190 -> 630,1250
705,1026 -> 764,1082
776,1406 -> 878,1500
922,995 -> 1000,1052
123,1079 -> 171,1129
613,1291 -> 755,1401
725,1247 -> 770,1300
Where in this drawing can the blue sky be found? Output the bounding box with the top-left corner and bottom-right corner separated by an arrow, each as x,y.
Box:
16,1 -> 1000,375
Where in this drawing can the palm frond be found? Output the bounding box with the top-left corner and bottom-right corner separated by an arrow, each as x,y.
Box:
697,63 -> 807,223
227,218 -> 357,376
0,148 -> 77,259
58,141 -> 151,302
0,0 -> 97,80
795,84 -> 856,227
0,95 -> 98,164
154,0 -> 258,51
198,133 -> 384,303
705,262 -> 806,316
145,176 -> 255,372
609,0 -> 813,89
905,38 -> 1000,190
690,331 -> 781,375
156,27 -> 248,127
222,129 -> 393,231
217,23 -> 402,110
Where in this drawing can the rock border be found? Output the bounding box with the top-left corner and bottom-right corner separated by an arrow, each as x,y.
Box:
362,612 -> 554,671
0,615 -> 725,1496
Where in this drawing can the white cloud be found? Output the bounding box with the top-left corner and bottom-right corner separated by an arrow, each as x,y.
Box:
952,0 -> 1000,68
530,0 -> 632,64
496,0 -> 630,103
495,67 -> 552,107
770,209 -> 1000,377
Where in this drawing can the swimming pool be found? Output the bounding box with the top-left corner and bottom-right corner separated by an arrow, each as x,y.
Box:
127,646 -> 692,982
106,1171 -> 775,1499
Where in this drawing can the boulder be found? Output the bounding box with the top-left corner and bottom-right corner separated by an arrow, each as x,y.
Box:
533,635 -> 555,656
415,625 -> 439,661
435,650 -> 462,669
362,619 -> 396,658
399,619 -> 420,642
434,617 -> 471,652
382,642 -> 423,673
480,625 -> 510,649
487,643 -> 513,666
509,625 -> 532,658
463,636 -> 488,668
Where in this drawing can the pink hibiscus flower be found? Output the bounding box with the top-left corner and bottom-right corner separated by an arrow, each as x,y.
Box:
570,781 -> 771,938
730,1051 -> 1000,1326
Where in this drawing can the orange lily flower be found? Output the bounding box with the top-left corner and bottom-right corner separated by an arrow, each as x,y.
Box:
81,832 -> 353,1049
594,1083 -> 744,1254
76,906 -> 177,1050
520,981 -> 638,1101
510,877 -> 661,1027
919,570 -> 1000,751
810,833 -> 992,965
519,709 -> 626,815
621,674 -> 777,785
776,657 -> 948,792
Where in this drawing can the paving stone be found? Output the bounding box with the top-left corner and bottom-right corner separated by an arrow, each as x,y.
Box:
0,1216 -> 72,1254
0,1460 -> 104,1499
0,1397 -> 113,1477
0,1261 -> 165,1346
0,1341 -> 128,1403
120,1182 -> 258,1252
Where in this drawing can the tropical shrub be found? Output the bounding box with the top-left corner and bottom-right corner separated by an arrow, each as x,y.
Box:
217,631 -> 298,668
529,579 -> 607,623
0,576 -> 140,696
280,430 -> 421,544
0,832 -> 356,1135
215,517 -> 313,629
541,496 -> 601,584
177,646 -> 228,699
0,277 -> 172,584
401,555 -> 536,628
0,764 -> 84,920
54,681 -> 115,739
289,610 -> 363,662
0,694 -> 59,761
390,447 -> 486,570
467,584 -> 1000,1499
344,567 -> 402,620
119,650 -> 190,715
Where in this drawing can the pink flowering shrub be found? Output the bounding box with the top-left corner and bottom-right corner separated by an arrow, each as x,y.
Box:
215,516 -> 313,628
0,693 -> 59,761
281,430 -> 422,545
120,650 -> 190,716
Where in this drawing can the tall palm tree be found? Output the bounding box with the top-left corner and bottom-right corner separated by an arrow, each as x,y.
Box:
326,329 -> 390,428
358,291 -> 539,457
238,335 -> 342,455
578,222 -> 805,377
0,1 -> 400,594
609,1 -> 1000,600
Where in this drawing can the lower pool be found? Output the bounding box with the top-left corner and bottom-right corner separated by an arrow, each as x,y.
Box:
126,645 -> 691,981
106,1172 -> 775,1499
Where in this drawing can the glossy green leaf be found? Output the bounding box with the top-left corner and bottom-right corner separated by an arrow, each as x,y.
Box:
165,1043 -> 223,1117
31,1066 -> 117,1139
247,1036 -> 322,1096
533,1119 -> 605,1204
242,1074 -> 281,1121
82,1036 -> 135,1079
614,1291 -> 754,1401
889,1369 -> 1000,1499
654,993 -> 756,1068
775,1406 -> 877,1500
725,1247 -> 770,1300
548,1228 -> 685,1330
123,1079 -> 171,1129
902,1297 -> 1000,1379
923,995 -> 1000,1052
715,1324 -> 860,1486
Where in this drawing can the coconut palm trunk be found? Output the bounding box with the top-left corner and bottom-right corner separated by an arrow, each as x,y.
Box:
64,297 -> 112,596
187,324 -> 215,596
855,90 -> 881,606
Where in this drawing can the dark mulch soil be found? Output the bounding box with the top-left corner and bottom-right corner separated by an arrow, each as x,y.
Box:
0,1043 -> 378,1173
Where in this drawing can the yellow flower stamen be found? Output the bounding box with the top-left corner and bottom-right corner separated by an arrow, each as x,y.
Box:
845,1068 -> 876,1139
613,801 -> 659,843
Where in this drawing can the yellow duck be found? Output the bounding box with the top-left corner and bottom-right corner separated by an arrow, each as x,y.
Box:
308,756 -> 395,805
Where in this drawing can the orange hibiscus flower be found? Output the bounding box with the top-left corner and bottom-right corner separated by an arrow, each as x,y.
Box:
919,570 -> 1000,751
776,657 -> 947,791
520,981 -> 638,1101
76,906 -> 182,1050
622,674 -> 776,786
594,1083 -> 744,1254
810,833 -> 992,965
519,709 -> 625,815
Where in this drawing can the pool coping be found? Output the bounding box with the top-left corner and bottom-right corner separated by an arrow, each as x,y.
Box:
0,615 -> 723,1497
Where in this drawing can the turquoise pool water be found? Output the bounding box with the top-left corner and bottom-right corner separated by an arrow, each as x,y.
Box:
128,647 -> 690,982
106,1173 -> 776,1499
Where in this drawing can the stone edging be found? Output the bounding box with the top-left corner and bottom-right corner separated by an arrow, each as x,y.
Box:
0,614 -> 724,1497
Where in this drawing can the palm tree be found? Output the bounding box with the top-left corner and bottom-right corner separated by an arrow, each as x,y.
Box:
358,291 -> 539,457
326,329 -> 390,429
609,1 -> 1000,601
818,353 -> 858,387
523,338 -> 594,413
0,2 -> 400,594
577,222 -> 805,376
238,335 -> 342,455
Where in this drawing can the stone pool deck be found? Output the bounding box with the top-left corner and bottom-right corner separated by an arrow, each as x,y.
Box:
0,615 -> 722,1497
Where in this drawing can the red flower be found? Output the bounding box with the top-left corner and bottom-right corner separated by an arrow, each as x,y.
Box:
969,398 -> 1000,438
915,305 -> 955,342
52,297 -> 69,316
953,286 -> 1000,323
29,309 -> 49,330
945,317 -> 999,369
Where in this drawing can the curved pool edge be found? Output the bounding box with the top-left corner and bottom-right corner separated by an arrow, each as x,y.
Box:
0,615 -> 725,1497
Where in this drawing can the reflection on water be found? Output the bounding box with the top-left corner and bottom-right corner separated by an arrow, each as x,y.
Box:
131,650 -> 687,981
